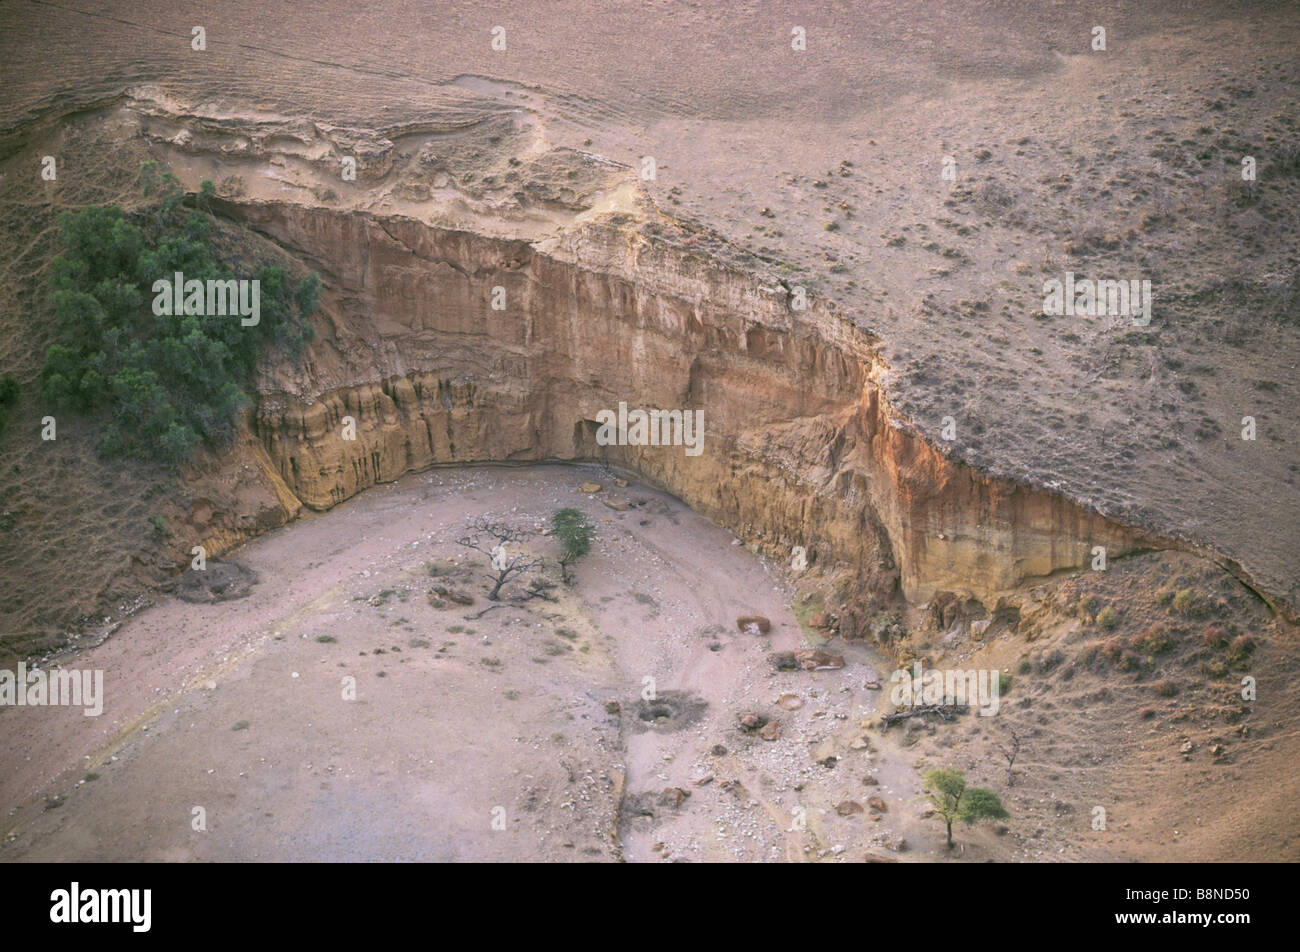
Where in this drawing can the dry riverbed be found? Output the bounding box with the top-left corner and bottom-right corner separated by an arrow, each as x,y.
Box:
1,464 -> 937,862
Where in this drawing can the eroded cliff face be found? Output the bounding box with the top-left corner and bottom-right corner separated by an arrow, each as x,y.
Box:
205,201 -> 1151,614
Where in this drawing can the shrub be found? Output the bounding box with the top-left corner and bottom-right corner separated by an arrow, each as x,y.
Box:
1200,624 -> 1229,649
40,163 -> 319,464
1139,706 -> 1157,719
1153,679 -> 1178,697
1102,637 -> 1126,663
1096,606 -> 1120,630
1227,634 -> 1256,665
1170,589 -> 1201,616
1017,658 -> 1032,675
1134,623 -> 1173,654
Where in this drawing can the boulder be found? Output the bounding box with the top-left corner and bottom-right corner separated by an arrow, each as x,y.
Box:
795,648 -> 845,670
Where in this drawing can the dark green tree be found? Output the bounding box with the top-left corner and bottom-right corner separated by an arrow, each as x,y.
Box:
40,163 -> 319,464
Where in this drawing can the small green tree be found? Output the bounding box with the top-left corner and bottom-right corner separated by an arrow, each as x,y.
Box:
924,767 -> 1009,849
550,507 -> 594,583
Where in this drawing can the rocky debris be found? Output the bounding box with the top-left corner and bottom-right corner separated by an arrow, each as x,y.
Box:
862,775 -> 880,786
864,680 -> 881,690
867,796 -> 888,813
428,583 -> 473,608
601,496 -> 631,511
760,721 -> 782,741
613,478 -> 629,488
578,482 -> 603,494
872,833 -> 907,853
864,852 -> 899,863
711,744 -> 728,756
770,652 -> 800,671
738,712 -> 768,732
173,559 -> 259,603
736,615 -> 771,634
849,736 -> 870,750
777,693 -> 803,710
693,773 -> 714,786
835,799 -> 864,816
794,648 -> 845,670
658,787 -> 691,809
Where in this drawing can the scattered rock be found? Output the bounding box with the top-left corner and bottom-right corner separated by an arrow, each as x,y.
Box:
738,712 -> 768,732
867,796 -> 888,813
835,799 -> 864,816
795,648 -> 845,670
864,680 -> 881,691
862,775 -> 880,786
777,693 -> 803,710
760,721 -> 782,741
578,482 -> 603,494
429,584 -> 473,607
614,478 -> 629,488
693,773 -> 714,786
736,615 -> 771,634
711,744 -> 728,756
875,834 -> 907,853
658,787 -> 691,809
864,853 -> 898,863
601,496 -> 631,511
770,652 -> 800,671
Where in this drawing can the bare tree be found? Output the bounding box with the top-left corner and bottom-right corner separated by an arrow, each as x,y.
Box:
456,518 -> 543,601
996,728 -> 1022,787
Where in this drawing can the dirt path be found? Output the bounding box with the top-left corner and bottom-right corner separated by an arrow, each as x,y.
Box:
1,463 -> 934,862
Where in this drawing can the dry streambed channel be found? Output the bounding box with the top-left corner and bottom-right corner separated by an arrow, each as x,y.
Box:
1,464 -> 935,862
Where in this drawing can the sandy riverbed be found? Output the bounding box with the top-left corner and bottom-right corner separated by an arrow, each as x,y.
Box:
1,463 -> 934,862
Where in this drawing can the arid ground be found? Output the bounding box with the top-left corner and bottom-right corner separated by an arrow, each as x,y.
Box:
1,1 -> 1297,862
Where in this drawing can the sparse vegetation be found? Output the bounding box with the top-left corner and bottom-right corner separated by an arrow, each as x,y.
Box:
1134,623 -> 1173,654
1170,588 -> 1201,616
456,517 -> 544,601
1227,634 -> 1256,666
